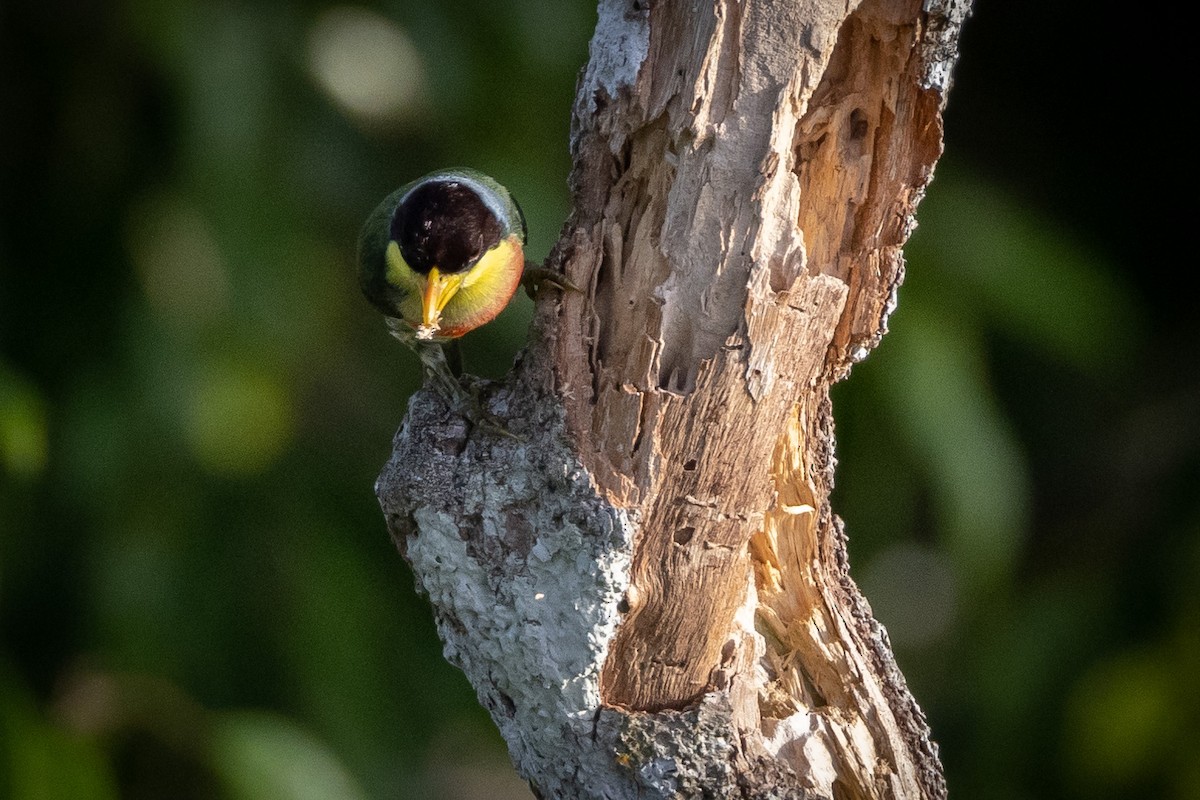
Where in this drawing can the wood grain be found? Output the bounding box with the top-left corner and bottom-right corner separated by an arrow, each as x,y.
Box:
552,0 -> 957,793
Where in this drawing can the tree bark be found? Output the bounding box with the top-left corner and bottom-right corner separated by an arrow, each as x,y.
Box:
376,0 -> 969,797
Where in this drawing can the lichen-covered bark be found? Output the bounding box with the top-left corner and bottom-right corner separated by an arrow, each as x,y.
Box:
375,0 -> 970,797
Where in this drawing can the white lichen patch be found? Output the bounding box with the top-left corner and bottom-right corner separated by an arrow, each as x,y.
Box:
581,0 -> 650,109
388,391 -> 637,795
919,0 -> 971,92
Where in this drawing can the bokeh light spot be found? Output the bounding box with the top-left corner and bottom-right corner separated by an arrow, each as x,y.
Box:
185,361 -> 294,476
0,363 -> 49,479
859,543 -> 959,647
306,7 -> 425,126
1064,651 -> 1177,789
211,711 -> 369,800
127,192 -> 230,329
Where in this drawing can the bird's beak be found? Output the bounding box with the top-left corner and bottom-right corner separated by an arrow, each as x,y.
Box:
417,267 -> 463,339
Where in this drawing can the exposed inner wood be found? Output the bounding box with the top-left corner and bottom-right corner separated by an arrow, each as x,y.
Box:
551,0 -> 949,794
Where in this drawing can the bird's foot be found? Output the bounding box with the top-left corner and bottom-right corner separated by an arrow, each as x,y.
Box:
414,341 -> 519,440
388,318 -> 519,438
521,264 -> 582,298
461,381 -> 521,441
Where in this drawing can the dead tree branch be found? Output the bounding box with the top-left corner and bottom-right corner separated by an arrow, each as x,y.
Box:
376,0 -> 970,796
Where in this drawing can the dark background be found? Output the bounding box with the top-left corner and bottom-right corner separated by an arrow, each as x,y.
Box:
1,2 -> 1194,798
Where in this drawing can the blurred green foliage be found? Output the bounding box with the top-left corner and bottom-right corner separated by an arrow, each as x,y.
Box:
1,1 -> 1195,799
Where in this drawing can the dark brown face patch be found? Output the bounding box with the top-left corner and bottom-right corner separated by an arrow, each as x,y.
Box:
391,180 -> 504,275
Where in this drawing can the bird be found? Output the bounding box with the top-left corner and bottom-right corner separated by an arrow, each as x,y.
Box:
357,168 -> 532,412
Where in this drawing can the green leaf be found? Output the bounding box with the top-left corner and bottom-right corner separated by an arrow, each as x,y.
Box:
912,164 -> 1144,373
0,361 -> 48,480
0,671 -> 118,800
878,301 -> 1029,587
209,711 -> 369,800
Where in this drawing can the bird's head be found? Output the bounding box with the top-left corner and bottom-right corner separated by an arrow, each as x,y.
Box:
358,169 -> 527,340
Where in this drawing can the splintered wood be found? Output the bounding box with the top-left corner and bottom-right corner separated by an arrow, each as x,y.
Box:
552,0 -> 956,796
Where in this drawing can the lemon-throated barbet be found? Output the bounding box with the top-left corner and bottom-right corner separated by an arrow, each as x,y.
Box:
358,168 -> 527,343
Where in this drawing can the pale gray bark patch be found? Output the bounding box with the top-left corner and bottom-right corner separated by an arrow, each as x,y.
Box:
376,376 -> 642,797
581,0 -> 650,110
918,0 -> 972,91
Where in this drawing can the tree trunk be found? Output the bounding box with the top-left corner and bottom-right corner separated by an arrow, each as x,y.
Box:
376,0 -> 969,796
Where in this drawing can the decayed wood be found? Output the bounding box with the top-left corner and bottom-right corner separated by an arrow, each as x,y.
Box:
376,0 -> 968,797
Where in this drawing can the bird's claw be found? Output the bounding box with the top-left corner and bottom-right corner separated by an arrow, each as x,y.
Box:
403,336 -> 520,440
462,383 -> 521,441
522,264 -> 582,298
